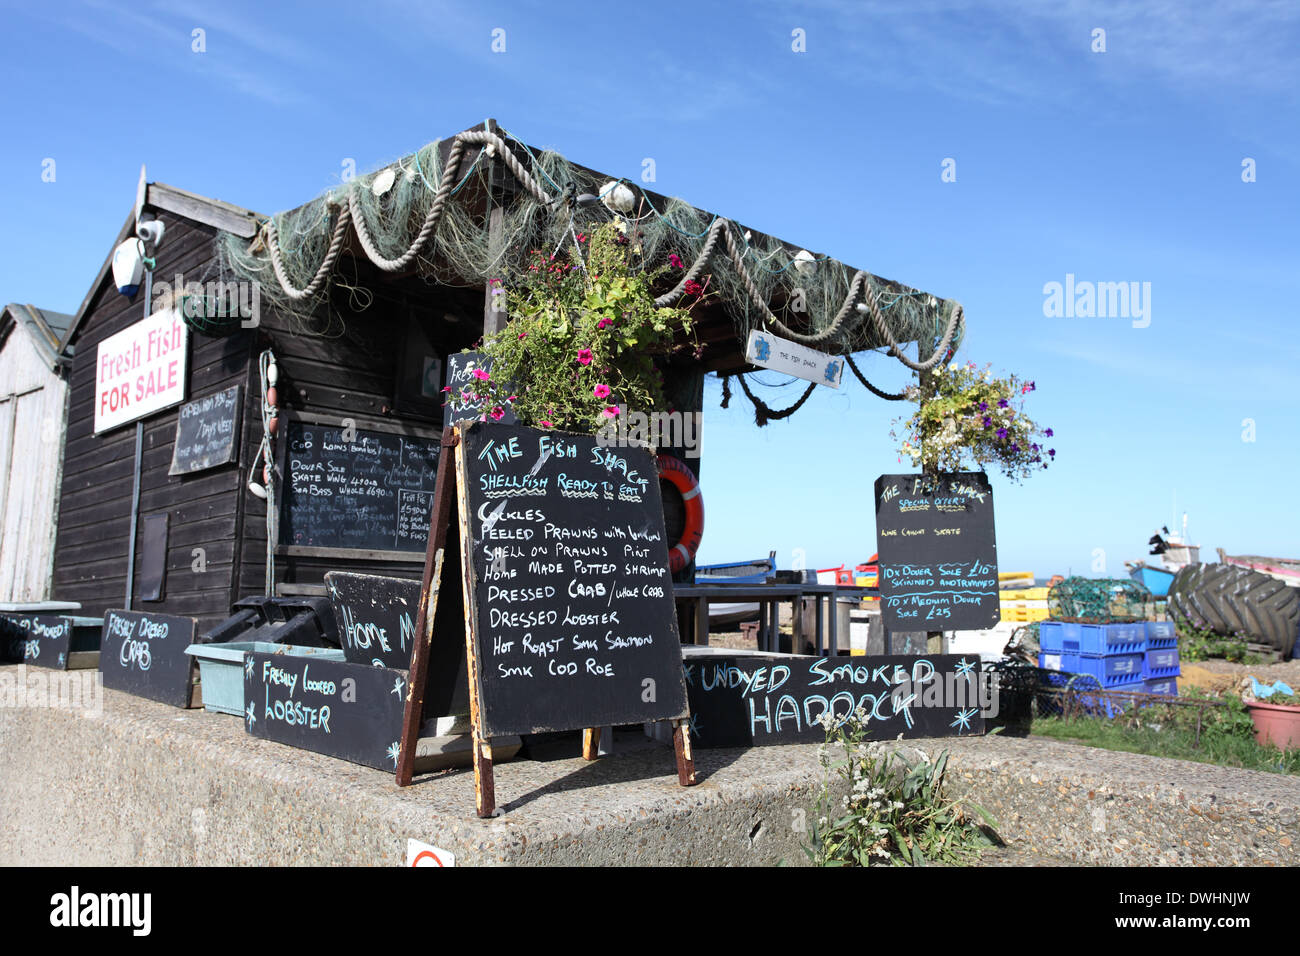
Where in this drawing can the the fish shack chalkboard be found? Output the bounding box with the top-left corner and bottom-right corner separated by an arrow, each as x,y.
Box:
169,385 -> 242,475
457,421 -> 689,738
282,421 -> 441,552
874,472 -> 1000,632
98,609 -> 198,707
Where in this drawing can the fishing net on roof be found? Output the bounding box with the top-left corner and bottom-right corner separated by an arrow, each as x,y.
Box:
215,129 -> 963,364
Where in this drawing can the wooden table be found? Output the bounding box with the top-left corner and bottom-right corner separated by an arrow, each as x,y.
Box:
673,584 -> 877,657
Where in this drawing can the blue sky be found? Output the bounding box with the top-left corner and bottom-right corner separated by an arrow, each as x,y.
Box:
2,0 -> 1297,577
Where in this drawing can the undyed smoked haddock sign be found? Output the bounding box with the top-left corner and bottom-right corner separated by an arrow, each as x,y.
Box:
873,473 -> 1000,632
396,420 -> 697,815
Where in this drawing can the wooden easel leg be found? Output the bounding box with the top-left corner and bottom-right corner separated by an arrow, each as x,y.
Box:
473,734 -> 496,818
672,719 -> 697,787
582,727 -> 601,760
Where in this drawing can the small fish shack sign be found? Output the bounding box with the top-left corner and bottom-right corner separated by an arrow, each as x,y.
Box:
95,307 -> 189,434
744,329 -> 843,388
169,385 -> 242,475
0,614 -> 72,669
98,610 -> 197,707
874,473 -> 999,631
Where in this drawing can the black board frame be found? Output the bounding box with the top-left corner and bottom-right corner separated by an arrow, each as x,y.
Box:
168,384 -> 243,476
97,609 -> 198,708
396,422 -> 698,814
275,410 -> 443,563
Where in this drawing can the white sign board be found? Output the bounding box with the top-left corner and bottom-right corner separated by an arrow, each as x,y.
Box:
406,838 -> 456,867
744,329 -> 843,388
94,307 -> 189,434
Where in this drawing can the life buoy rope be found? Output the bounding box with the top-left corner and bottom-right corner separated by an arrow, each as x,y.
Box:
657,454 -> 704,573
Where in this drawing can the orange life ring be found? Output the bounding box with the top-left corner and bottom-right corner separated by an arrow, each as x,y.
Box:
657,454 -> 704,573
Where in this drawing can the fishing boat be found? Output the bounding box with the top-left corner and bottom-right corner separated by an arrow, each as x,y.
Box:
1217,549 -> 1300,586
1126,516 -> 1200,597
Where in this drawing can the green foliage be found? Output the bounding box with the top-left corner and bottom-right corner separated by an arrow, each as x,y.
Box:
445,222 -> 702,433
805,713 -> 996,867
1032,691 -> 1300,775
891,362 -> 1053,481
1176,620 -> 1255,663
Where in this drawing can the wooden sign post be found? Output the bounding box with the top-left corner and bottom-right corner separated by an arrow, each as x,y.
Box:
397,422 -> 697,814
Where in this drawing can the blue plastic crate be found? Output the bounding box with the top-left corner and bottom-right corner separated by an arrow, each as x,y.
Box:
1038,650 -> 1081,673
1077,623 -> 1145,655
1072,652 -> 1145,686
1143,647 -> 1180,678
1144,676 -> 1178,696
1144,621 -> 1177,649
1038,621 -> 1080,654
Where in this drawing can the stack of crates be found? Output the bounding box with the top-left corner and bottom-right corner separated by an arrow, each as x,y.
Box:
1142,621 -> 1180,695
1038,622 -> 1146,686
1000,586 -> 1050,623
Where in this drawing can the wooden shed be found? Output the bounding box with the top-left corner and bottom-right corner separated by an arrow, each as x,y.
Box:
49,120 -> 961,630
0,303 -> 73,602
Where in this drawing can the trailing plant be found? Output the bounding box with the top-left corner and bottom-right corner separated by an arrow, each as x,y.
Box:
1176,620 -> 1254,663
445,221 -> 705,433
805,711 -> 996,866
891,362 -> 1053,481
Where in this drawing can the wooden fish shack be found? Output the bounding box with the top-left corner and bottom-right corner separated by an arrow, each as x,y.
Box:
48,120 -> 962,630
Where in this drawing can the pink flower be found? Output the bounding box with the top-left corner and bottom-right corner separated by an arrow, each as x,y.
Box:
593,384 -> 611,399
669,254 -> 683,269
577,349 -> 593,365
472,368 -> 490,381
490,406 -> 505,421
441,386 -> 451,392
597,318 -> 611,329
602,406 -> 619,418
518,332 -> 527,339
684,279 -> 703,296
540,420 -> 553,428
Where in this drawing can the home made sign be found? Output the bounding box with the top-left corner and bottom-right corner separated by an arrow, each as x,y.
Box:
98,610 -> 197,707
874,473 -> 1000,632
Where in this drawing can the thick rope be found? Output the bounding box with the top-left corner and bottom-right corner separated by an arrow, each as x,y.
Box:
653,218 -> 726,307
265,202 -> 352,303
735,373 -> 817,426
844,352 -> 907,400
858,282 -> 963,372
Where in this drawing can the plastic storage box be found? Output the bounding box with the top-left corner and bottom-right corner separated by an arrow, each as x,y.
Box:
185,641 -> 346,716
1143,647 -> 1181,678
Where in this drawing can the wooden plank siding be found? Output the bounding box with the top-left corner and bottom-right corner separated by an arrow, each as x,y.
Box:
51,211 -> 255,628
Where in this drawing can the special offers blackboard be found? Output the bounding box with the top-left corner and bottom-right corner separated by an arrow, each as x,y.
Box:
874,472 -> 1000,631
456,421 -> 689,738
98,610 -> 197,707
169,385 -> 242,475
282,421 -> 441,552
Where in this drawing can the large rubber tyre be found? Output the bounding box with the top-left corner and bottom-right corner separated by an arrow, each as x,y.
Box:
1167,563 -> 1299,657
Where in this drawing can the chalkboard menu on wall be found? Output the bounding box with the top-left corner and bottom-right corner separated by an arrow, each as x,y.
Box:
98,609 -> 197,707
169,385 -> 242,475
457,421 -> 689,738
282,421 -> 441,553
874,472 -> 1000,632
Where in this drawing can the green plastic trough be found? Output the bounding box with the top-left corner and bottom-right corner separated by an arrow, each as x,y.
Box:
184,642 -> 346,716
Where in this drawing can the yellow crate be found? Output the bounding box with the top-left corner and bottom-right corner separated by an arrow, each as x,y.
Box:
1000,607 -> 1050,622
855,575 -> 878,587
999,587 -> 1049,601
999,571 -> 1035,585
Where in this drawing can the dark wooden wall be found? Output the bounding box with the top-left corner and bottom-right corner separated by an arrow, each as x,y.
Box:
53,212 -> 254,626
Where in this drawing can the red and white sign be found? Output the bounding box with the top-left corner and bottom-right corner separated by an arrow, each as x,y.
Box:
94,307 -> 189,434
406,838 -> 455,867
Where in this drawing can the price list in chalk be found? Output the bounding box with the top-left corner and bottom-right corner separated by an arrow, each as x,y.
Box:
282,422 -> 441,552
459,424 -> 689,738
873,472 -> 1000,632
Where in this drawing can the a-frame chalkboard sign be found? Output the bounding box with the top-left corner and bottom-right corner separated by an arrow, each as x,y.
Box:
396,421 -> 697,816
